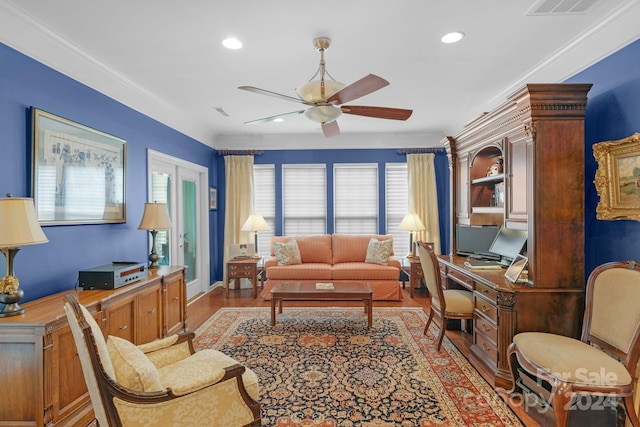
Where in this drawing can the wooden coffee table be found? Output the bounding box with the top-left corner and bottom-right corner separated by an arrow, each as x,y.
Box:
270,281 -> 373,327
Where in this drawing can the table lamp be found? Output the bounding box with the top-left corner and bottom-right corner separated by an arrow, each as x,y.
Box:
138,202 -> 172,269
398,212 -> 425,258
241,213 -> 270,258
0,194 -> 49,317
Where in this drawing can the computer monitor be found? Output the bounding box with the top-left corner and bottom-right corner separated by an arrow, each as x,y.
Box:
489,227 -> 527,263
456,224 -> 500,260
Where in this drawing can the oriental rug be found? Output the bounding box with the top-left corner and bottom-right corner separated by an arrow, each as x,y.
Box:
194,307 -> 523,427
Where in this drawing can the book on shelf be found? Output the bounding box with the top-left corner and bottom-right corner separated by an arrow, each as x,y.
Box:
315,282 -> 334,290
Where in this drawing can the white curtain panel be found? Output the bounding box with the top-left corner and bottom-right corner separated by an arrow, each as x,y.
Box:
407,153 -> 441,255
223,155 -> 254,284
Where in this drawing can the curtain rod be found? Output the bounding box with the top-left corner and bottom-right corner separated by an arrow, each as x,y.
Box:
217,150 -> 263,156
398,147 -> 446,154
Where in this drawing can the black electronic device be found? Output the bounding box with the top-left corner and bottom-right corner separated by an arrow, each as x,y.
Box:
79,262 -> 147,290
456,224 -> 500,260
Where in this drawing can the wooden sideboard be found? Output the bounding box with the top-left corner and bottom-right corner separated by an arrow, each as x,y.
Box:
0,266 -> 186,427
441,84 -> 592,388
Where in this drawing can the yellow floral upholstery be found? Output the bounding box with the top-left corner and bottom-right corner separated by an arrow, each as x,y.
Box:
108,335 -> 164,392
144,340 -> 193,369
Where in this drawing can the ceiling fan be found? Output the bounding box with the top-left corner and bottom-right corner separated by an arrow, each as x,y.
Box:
238,37 -> 413,138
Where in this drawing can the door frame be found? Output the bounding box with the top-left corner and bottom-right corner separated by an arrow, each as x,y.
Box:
147,149 -> 210,300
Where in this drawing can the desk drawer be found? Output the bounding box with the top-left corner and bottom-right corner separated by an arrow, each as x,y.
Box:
447,269 -> 474,290
474,315 -> 498,343
475,283 -> 497,303
474,331 -> 498,364
474,297 -> 498,323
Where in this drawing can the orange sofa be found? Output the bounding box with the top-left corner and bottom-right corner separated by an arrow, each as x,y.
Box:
261,234 -> 402,300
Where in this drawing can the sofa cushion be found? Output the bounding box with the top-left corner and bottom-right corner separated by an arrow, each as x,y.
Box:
273,240 -> 302,265
332,234 -> 394,264
365,237 -> 393,265
271,235 -> 332,264
266,263 -> 333,280
107,335 -> 164,392
332,262 -> 400,281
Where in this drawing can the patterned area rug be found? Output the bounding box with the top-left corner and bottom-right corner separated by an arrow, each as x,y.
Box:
194,308 -> 523,426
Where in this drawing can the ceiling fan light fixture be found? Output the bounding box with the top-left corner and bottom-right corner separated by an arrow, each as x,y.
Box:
295,80 -> 346,103
305,106 -> 342,124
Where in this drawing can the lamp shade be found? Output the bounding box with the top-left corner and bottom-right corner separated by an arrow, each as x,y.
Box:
241,214 -> 270,232
0,196 -> 48,247
138,202 -> 172,230
295,80 -> 345,103
398,212 -> 425,232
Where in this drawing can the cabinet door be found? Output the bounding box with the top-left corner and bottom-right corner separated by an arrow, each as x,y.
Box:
137,282 -> 163,343
506,135 -> 529,222
105,297 -> 136,342
164,270 -> 186,336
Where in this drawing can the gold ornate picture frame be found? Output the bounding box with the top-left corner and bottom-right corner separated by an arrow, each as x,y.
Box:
593,133 -> 640,221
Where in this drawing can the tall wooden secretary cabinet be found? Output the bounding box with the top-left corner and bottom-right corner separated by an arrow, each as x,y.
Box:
440,84 -> 592,387
0,266 -> 186,426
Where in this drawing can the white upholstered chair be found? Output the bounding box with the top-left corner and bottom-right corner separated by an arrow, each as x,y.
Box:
417,241 -> 474,351
508,260 -> 640,427
64,294 -> 261,427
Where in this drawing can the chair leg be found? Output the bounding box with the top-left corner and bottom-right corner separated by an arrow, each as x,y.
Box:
424,310 -> 434,336
436,317 -> 446,351
550,383 -> 572,427
506,344 -> 523,394
623,395 -> 640,427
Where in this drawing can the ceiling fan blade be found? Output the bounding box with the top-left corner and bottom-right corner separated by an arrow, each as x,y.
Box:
341,105 -> 413,121
326,74 -> 389,105
322,120 -> 340,138
238,86 -> 311,105
244,110 -> 305,125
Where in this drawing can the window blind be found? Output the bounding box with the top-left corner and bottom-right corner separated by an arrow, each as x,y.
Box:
386,163 -> 409,255
283,164 -> 326,235
334,164 -> 378,234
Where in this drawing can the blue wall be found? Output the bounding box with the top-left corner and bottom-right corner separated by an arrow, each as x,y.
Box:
566,38 -> 640,275
1,43 -> 217,302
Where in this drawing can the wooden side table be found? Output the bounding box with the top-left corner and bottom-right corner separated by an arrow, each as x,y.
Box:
226,258 -> 259,298
401,256 -> 423,298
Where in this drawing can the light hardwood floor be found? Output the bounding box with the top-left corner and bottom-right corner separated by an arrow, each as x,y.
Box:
186,283 -> 539,426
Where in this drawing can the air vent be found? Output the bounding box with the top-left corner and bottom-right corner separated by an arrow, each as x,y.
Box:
526,0 -> 602,15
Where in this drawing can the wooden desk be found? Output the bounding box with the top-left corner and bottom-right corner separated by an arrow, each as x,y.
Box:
226,258 -> 260,298
437,255 -> 584,389
401,257 -> 424,298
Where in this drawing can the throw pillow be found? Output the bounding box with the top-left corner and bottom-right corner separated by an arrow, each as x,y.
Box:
365,237 -> 393,266
107,335 -> 164,392
273,239 -> 302,265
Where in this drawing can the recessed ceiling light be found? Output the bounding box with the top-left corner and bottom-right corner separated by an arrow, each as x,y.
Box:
441,31 -> 465,44
273,118 -> 284,123
222,37 -> 243,49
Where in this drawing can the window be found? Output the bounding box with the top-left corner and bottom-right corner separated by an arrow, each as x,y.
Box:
283,164 -> 326,235
334,164 -> 378,234
253,165 -> 275,256
386,163 -> 409,256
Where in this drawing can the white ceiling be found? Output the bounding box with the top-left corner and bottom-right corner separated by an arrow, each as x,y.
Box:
1,0 -> 639,150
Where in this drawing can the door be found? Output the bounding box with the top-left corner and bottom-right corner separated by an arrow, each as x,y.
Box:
148,151 -> 209,301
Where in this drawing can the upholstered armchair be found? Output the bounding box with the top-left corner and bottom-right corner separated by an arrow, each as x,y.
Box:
417,241 -> 474,351
64,295 -> 261,427
508,260 -> 640,427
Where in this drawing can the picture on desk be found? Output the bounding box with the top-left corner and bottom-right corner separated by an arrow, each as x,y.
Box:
505,254 -> 528,283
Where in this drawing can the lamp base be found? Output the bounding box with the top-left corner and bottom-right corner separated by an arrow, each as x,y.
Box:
0,288 -> 25,317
